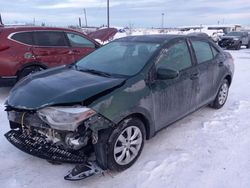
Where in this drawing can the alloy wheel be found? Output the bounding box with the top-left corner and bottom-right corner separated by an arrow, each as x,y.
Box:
113,126 -> 143,165
218,82 -> 229,105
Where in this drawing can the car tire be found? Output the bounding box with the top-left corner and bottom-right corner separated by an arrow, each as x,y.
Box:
235,42 -> 241,50
18,66 -> 45,80
210,79 -> 229,109
247,41 -> 250,49
107,117 -> 145,171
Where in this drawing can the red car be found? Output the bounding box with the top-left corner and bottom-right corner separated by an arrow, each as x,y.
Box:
0,26 -> 100,86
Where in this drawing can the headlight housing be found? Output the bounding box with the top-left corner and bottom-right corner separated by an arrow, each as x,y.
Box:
37,106 -> 96,131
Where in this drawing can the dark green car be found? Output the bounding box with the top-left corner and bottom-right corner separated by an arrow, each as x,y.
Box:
5,35 -> 234,180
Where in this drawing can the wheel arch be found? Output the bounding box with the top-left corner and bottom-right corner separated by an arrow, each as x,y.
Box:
225,74 -> 232,86
16,62 -> 48,77
118,113 -> 152,140
212,73 -> 232,103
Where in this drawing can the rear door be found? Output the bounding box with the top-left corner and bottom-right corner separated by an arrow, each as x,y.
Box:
189,38 -> 219,107
32,31 -> 74,67
65,32 -> 97,62
151,38 -> 199,130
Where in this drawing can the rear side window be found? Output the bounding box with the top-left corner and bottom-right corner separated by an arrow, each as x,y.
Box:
66,33 -> 95,48
11,32 -> 33,45
34,31 -> 68,47
157,41 -> 192,71
192,40 -> 213,63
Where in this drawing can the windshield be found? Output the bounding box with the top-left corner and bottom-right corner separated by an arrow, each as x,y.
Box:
226,32 -> 243,37
76,41 -> 160,76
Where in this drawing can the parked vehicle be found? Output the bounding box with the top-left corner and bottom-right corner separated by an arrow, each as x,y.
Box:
0,26 -> 100,86
4,35 -> 234,180
218,31 -> 250,50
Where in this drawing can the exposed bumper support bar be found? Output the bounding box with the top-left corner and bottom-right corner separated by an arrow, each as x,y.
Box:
4,130 -> 86,164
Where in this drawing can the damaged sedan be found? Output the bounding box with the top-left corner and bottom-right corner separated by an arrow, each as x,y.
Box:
4,35 -> 234,180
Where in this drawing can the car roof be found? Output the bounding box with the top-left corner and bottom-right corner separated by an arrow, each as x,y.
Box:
115,34 -> 182,44
1,25 -> 101,46
115,34 -> 214,45
116,34 -> 212,44
2,25 -> 80,32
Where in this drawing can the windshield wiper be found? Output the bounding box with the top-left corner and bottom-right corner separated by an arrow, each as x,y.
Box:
78,68 -> 112,77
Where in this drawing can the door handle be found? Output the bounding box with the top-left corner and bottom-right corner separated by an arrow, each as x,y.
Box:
190,72 -> 199,80
218,62 -> 224,67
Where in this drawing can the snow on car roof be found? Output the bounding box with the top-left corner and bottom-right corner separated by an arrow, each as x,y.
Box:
115,34 -> 184,44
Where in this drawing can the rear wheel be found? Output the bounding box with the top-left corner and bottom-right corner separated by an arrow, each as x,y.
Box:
106,117 -> 145,171
210,79 -> 229,109
18,66 -> 45,80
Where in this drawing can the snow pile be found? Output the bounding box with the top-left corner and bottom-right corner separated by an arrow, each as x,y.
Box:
1,49 -> 250,188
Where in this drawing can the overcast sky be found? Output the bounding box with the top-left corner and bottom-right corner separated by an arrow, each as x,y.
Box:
0,0 -> 250,27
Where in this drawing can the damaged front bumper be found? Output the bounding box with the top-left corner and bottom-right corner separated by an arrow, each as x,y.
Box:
4,107 -> 115,180
5,128 -> 105,181
5,130 -> 86,163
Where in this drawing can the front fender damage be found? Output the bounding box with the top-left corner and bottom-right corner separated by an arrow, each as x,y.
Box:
64,114 -> 115,180
4,106 -> 117,181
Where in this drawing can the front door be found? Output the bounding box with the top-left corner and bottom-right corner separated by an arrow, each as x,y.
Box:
151,39 -> 198,130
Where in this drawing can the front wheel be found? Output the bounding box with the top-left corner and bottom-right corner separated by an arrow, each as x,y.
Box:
246,41 -> 250,49
235,42 -> 241,50
210,79 -> 229,109
107,117 -> 145,171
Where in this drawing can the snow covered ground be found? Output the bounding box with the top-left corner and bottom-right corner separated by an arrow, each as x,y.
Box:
0,48 -> 250,188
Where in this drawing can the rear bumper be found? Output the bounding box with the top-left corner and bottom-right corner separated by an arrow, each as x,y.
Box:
5,130 -> 86,164
0,76 -> 16,87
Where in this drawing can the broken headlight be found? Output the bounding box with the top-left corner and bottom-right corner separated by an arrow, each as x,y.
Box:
37,106 -> 96,131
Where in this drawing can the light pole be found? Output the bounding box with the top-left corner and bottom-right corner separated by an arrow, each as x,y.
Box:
0,13 -> 3,25
79,17 -> 82,27
107,0 -> 110,28
84,8 -> 88,27
161,13 -> 164,29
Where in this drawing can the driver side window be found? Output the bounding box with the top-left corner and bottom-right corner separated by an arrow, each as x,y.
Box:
157,41 -> 192,71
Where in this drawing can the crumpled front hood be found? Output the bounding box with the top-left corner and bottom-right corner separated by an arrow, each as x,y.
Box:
88,28 -> 118,42
6,67 -> 125,110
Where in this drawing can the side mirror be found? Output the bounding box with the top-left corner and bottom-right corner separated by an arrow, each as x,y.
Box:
157,67 -> 179,80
